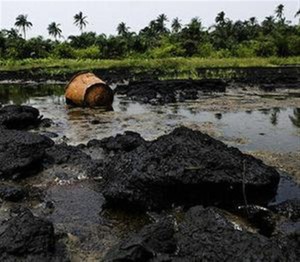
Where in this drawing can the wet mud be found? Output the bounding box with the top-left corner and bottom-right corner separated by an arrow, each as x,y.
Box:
0,66 -> 299,87
114,79 -> 227,104
0,79 -> 299,261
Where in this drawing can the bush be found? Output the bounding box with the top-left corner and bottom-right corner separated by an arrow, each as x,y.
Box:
5,39 -> 26,59
213,49 -> 232,58
53,43 -> 75,59
255,39 -> 277,57
234,41 -> 257,58
287,35 -> 300,56
182,40 -> 199,57
73,45 -> 101,59
197,42 -> 215,58
147,43 -> 184,58
23,37 -> 52,58
68,32 -> 98,49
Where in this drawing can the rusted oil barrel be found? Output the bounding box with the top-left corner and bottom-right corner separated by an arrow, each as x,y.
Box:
65,72 -> 114,109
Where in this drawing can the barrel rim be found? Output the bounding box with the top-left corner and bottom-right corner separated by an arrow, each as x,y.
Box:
83,82 -> 110,106
65,71 -> 94,91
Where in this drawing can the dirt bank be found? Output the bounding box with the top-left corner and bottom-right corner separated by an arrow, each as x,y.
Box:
0,66 -> 299,87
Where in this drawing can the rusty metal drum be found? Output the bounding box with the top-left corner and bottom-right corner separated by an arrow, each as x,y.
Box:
65,72 -> 114,108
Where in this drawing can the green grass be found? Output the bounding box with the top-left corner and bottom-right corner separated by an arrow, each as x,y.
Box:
0,57 -> 299,71
0,57 -> 299,79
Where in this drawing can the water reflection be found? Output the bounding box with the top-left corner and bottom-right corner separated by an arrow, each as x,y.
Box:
289,108 -> 300,128
118,101 -> 129,112
258,108 -> 271,115
0,84 -> 299,153
270,108 -> 280,126
215,113 -> 222,120
0,84 -> 64,105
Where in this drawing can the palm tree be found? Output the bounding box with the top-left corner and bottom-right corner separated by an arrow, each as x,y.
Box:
181,17 -> 203,42
215,11 -> 226,26
74,11 -> 88,33
47,22 -> 62,40
14,14 -> 32,39
262,16 -> 275,34
171,17 -> 181,33
156,14 -> 169,34
3,28 -> 20,39
188,17 -> 203,36
249,17 -> 257,26
295,9 -> 300,24
275,4 -> 284,22
117,22 -> 130,37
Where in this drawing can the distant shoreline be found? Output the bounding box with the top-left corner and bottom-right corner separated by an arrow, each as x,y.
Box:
0,57 -> 299,82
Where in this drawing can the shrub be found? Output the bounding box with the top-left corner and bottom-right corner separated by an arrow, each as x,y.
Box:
197,42 -> 215,58
287,35 -> 300,56
53,43 -> 75,59
73,45 -> 101,59
182,40 -> 199,57
255,39 -> 277,57
213,49 -> 232,58
148,43 -> 184,58
234,41 -> 258,58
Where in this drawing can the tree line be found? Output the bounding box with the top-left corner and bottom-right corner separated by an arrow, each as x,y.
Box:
0,5 -> 300,60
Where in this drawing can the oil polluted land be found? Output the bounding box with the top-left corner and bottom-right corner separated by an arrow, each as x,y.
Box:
0,67 -> 299,261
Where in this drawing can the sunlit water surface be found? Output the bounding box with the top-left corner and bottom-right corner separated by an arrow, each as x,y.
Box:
0,84 -> 299,153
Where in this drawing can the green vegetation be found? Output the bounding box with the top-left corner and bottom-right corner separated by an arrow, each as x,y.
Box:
47,22 -> 62,40
73,11 -> 88,33
14,14 -> 32,40
0,57 -> 299,72
0,4 -> 299,72
0,57 -> 299,80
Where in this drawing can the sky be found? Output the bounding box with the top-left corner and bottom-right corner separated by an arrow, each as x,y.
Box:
0,0 -> 299,38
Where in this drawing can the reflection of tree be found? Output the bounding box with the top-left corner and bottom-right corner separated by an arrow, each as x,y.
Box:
0,85 -> 30,104
0,87 -> 11,104
171,104 -> 180,114
289,108 -> 300,128
270,107 -> 280,126
0,84 -> 64,105
259,108 -> 271,115
118,101 -> 129,112
215,113 -> 222,120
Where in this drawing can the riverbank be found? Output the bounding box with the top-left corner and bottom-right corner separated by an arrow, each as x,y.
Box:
0,57 -> 299,83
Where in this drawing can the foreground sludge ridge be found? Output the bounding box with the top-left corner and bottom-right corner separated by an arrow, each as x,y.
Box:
0,208 -> 68,262
0,104 -> 299,261
104,206 -> 300,261
0,105 -> 42,130
101,126 -> 280,210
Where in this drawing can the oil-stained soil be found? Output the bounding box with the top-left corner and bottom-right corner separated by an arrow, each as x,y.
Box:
0,80 -> 299,261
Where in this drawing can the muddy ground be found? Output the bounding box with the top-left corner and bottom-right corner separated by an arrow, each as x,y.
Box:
0,66 -> 299,86
0,74 -> 299,261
